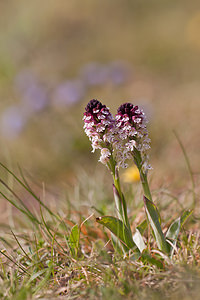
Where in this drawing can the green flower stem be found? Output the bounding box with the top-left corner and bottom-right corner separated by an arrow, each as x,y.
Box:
107,154 -> 131,232
133,148 -> 152,201
141,174 -> 152,202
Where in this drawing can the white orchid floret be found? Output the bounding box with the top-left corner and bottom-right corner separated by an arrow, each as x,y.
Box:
141,158 -> 153,173
126,139 -> 136,151
99,148 -> 111,165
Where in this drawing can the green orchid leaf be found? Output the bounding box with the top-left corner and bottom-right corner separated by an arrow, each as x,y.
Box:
166,210 -> 192,257
96,216 -> 140,254
143,196 -> 169,253
166,217 -> 181,257
112,184 -> 124,221
132,219 -> 147,252
133,229 -> 146,252
111,233 -> 128,255
136,219 -> 147,235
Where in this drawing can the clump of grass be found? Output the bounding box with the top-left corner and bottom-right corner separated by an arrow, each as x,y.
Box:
0,160 -> 199,299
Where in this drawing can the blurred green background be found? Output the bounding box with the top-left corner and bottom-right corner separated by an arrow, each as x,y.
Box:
0,0 -> 200,189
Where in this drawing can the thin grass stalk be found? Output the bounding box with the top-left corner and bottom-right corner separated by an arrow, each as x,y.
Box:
173,130 -> 196,208
11,230 -> 32,262
0,190 -> 40,225
0,250 -> 29,274
0,163 -> 59,221
0,178 -> 41,225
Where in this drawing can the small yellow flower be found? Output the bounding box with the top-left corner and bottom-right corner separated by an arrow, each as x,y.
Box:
122,165 -> 140,183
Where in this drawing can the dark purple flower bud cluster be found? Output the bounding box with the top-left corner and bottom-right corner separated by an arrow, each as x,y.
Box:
116,103 -> 145,139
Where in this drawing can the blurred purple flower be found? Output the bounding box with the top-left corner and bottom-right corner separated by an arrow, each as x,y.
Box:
15,71 -> 35,91
108,61 -> 131,85
79,62 -> 109,86
52,80 -> 86,106
15,71 -> 49,113
79,61 -> 132,87
0,105 -> 27,139
22,83 -> 49,112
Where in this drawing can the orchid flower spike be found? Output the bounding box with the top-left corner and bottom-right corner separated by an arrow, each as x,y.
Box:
83,99 -> 115,164
115,102 -> 152,172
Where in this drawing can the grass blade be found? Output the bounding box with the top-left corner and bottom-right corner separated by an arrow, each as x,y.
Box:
0,190 -> 40,225
173,131 -> 196,208
0,178 -> 40,225
0,163 -> 59,220
68,224 -> 80,257
181,210 -> 193,226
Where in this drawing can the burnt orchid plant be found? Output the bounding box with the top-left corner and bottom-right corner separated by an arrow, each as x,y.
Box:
83,99 -> 191,259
